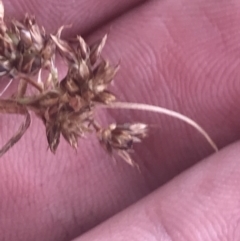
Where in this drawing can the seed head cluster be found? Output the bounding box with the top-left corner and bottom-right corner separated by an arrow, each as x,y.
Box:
0,0 -> 148,165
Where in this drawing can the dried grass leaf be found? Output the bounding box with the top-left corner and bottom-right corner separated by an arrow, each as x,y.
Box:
0,109 -> 30,157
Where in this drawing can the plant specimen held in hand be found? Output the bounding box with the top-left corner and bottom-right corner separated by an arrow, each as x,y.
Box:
0,0 -> 218,167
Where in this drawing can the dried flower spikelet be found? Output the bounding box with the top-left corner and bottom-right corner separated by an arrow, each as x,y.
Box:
98,123 -> 148,166
60,109 -> 93,149
37,92 -> 93,153
51,29 -> 118,105
88,60 -> 119,104
0,1 -> 56,90
44,108 -> 92,153
0,0 -> 6,34
44,110 -> 92,153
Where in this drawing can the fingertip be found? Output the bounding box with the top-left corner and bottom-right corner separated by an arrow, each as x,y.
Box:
74,141 -> 240,241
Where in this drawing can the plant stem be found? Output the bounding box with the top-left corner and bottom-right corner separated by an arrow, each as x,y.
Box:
0,99 -> 31,156
101,101 -> 218,152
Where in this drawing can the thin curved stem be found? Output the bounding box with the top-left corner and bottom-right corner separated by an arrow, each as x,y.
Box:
0,105 -> 31,157
100,101 -> 218,152
0,78 -> 13,96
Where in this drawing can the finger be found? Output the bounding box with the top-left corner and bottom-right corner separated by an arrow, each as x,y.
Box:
1,0 -> 240,241
3,0 -> 145,34
74,141 -> 240,241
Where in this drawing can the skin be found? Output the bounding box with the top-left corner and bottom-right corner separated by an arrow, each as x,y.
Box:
0,0 -> 240,240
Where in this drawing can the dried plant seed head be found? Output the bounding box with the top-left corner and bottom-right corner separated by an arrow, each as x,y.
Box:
53,30 -> 118,105
98,123 -> 148,166
0,6 -> 57,94
60,109 -> 93,149
0,0 -> 218,166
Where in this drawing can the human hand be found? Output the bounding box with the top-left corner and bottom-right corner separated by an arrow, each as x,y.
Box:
1,0 -> 240,240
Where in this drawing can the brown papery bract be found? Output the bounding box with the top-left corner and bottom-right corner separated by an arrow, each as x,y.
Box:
0,0 -> 218,166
